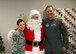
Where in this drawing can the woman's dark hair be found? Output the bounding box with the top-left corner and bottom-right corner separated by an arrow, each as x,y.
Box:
45,5 -> 54,11
17,19 -> 24,26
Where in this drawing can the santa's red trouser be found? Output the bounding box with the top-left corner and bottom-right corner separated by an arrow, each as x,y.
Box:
25,47 -> 45,54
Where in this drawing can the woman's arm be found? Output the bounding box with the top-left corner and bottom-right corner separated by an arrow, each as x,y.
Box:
12,32 -> 18,54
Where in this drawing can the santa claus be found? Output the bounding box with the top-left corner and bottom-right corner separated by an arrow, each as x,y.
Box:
24,9 -> 45,54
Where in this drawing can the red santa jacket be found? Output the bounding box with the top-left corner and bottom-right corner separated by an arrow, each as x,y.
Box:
24,24 -> 45,51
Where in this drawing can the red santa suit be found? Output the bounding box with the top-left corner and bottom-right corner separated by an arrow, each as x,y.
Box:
24,10 -> 45,54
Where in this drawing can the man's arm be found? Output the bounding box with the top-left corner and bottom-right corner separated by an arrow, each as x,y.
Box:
60,19 -> 69,48
60,19 -> 69,52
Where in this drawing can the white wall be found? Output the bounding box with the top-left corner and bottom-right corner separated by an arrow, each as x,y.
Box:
0,0 -> 76,53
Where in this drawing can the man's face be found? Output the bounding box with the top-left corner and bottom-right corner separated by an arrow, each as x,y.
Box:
31,14 -> 38,20
46,7 -> 54,19
18,21 -> 25,31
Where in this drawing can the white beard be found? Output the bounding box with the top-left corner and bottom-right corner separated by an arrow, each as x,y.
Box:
26,19 -> 42,30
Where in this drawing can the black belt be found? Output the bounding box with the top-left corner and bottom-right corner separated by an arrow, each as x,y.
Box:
26,39 -> 43,47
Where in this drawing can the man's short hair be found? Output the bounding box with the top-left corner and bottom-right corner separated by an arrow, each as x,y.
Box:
45,5 -> 54,11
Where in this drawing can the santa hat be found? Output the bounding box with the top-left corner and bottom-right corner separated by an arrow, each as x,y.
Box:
28,9 -> 42,22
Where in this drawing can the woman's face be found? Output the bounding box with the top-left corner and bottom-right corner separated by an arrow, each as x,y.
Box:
17,21 -> 25,31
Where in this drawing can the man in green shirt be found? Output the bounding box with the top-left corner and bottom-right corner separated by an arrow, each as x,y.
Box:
43,5 -> 69,54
